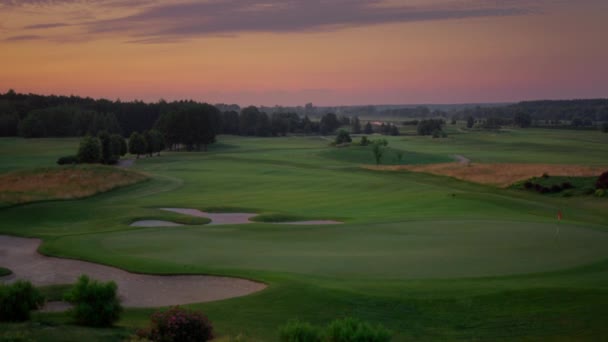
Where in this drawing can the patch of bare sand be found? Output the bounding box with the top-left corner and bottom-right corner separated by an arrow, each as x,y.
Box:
364,163 -> 606,188
0,235 -> 266,308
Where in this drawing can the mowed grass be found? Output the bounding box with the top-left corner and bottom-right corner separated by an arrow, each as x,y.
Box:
0,165 -> 148,207
1,131 -> 608,341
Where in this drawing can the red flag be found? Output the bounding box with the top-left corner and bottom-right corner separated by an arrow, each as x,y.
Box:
557,210 -> 563,221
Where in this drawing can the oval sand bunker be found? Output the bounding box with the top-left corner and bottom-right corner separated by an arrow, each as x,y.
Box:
0,235 -> 266,308
130,220 -> 184,227
161,208 -> 343,225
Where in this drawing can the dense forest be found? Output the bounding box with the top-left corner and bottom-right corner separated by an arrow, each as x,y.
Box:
0,90 -> 346,140
1,90 -> 607,142
453,99 -> 608,127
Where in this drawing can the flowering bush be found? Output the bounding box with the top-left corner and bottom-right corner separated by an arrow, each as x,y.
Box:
137,306 -> 213,342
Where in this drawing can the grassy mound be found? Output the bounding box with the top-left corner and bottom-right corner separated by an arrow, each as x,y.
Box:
250,213 -> 314,223
0,267 -> 12,277
0,165 -> 148,206
320,146 -> 450,165
130,210 -> 211,225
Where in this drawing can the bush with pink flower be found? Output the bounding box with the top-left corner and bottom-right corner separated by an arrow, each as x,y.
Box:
137,306 -> 214,342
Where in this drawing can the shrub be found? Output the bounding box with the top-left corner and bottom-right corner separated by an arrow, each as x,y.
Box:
279,320 -> 321,342
596,189 -> 606,197
325,317 -> 391,342
561,182 -> 574,189
0,280 -> 44,322
137,306 -> 214,342
596,171 -> 608,189
523,181 -> 533,189
550,185 -> 562,193
64,275 -> 122,327
56,155 -> 79,165
77,136 -> 101,163
335,129 -> 352,145
359,136 -> 370,146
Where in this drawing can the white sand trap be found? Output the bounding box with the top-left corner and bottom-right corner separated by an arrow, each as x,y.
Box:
276,220 -> 343,225
0,235 -> 266,308
130,220 -> 184,227
161,208 -> 344,226
161,208 -> 257,225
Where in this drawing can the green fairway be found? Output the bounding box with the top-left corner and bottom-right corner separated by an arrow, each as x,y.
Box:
1,130 -> 607,341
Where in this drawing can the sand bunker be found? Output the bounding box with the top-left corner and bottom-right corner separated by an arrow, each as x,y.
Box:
130,220 -> 184,227
161,208 -> 343,225
0,235 -> 266,308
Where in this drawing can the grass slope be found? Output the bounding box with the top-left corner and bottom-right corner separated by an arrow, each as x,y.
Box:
1,131 -> 608,341
0,165 -> 148,207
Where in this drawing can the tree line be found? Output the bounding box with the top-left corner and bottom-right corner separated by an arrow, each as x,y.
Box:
454,99 -> 608,128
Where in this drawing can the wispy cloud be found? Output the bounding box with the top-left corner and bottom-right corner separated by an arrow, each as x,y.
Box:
4,34 -> 43,41
86,0 -> 539,40
24,22 -> 70,29
1,0 -> 572,43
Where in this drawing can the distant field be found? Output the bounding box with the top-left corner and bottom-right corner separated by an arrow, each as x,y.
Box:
1,129 -> 608,341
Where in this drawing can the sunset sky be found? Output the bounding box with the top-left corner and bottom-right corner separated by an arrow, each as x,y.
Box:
1,0 -> 607,106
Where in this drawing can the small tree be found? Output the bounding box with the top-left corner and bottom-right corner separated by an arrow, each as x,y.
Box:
396,150 -> 404,163
77,136 -> 101,163
364,122 -> 373,134
64,275 -> 122,327
129,132 -> 147,159
596,171 -> 608,190
359,136 -> 370,146
98,131 -> 112,164
466,116 -> 475,129
0,281 -> 44,322
335,129 -> 352,144
372,142 -> 385,165
351,116 -> 361,134
110,134 -> 126,159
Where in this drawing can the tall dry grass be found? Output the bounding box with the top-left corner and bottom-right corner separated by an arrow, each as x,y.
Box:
365,163 -> 606,187
0,166 -> 147,205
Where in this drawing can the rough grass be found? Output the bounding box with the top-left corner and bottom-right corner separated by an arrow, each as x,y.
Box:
367,163 -> 606,187
0,267 -> 12,277
0,165 -> 148,206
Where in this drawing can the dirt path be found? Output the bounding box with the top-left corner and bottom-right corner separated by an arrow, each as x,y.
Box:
117,158 -> 135,168
0,235 -> 266,308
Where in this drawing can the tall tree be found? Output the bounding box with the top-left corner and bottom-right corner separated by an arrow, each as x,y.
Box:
351,116 -> 361,134
129,132 -> 147,159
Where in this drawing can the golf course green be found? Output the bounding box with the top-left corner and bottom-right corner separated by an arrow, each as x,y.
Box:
1,128 -> 608,341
